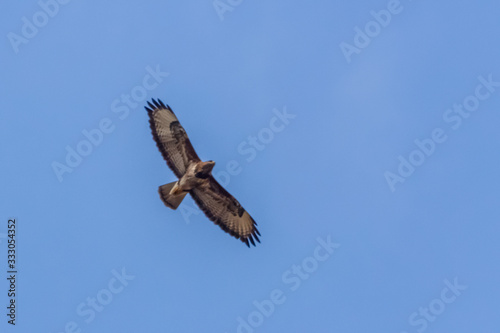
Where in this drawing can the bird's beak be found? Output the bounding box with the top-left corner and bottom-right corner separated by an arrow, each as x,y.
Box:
203,161 -> 215,173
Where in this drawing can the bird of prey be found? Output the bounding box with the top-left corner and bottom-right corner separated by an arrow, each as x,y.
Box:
145,99 -> 261,247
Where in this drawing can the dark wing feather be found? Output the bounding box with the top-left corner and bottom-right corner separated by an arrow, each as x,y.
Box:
190,177 -> 260,247
145,99 -> 200,178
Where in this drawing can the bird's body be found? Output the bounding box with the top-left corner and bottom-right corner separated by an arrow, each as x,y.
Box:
177,161 -> 215,191
145,99 -> 260,247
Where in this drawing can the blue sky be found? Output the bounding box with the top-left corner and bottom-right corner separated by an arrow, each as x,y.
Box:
1,0 -> 500,332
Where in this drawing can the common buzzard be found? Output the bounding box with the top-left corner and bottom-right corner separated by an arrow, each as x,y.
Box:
145,99 -> 261,247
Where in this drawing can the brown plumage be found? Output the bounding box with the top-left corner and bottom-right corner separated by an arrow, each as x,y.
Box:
145,99 -> 260,247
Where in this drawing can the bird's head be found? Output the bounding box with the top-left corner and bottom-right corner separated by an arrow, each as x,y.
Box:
195,160 -> 215,179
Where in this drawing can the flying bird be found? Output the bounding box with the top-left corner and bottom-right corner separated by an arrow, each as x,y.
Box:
145,99 -> 260,247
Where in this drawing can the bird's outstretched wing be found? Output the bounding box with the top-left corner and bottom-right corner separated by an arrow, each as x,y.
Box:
145,99 -> 200,178
190,177 -> 261,247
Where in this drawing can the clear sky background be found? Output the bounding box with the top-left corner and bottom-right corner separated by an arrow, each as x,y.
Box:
1,1 -> 500,332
